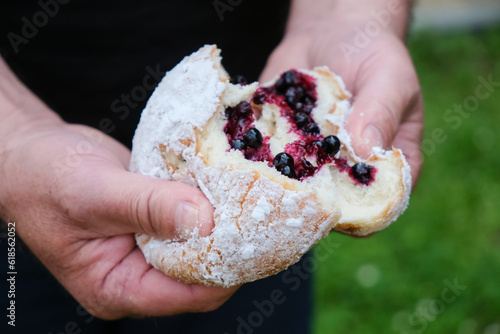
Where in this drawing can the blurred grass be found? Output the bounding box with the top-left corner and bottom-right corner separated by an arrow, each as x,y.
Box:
313,26 -> 500,334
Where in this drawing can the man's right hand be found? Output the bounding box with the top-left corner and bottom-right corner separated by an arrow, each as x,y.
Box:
0,58 -> 238,319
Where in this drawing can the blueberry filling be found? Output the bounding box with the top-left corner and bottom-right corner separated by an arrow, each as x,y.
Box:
303,122 -> 320,135
224,70 -> 377,185
295,157 -> 317,180
285,86 -> 305,109
275,71 -> 298,93
311,140 -> 323,150
294,112 -> 310,129
350,163 -> 374,185
253,91 -> 266,105
237,101 -> 252,116
224,102 -> 273,163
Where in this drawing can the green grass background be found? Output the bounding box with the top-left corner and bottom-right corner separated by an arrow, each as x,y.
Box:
312,26 -> 500,334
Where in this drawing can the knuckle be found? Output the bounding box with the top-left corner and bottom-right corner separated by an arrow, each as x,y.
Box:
84,267 -> 137,320
129,186 -> 167,236
372,99 -> 401,134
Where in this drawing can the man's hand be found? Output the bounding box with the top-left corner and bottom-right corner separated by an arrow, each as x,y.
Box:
0,58 -> 238,319
261,0 -> 423,187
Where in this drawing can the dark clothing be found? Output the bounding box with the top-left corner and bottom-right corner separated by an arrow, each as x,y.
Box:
0,1 -> 313,333
5,243 -> 312,333
0,0 -> 290,147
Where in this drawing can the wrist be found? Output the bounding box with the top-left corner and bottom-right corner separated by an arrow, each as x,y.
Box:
0,58 -> 63,141
286,0 -> 411,41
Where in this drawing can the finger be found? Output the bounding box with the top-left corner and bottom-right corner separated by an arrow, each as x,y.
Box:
74,238 -> 238,319
64,168 -> 215,240
345,50 -> 421,159
127,254 -> 238,316
392,101 -> 424,189
259,39 -> 309,83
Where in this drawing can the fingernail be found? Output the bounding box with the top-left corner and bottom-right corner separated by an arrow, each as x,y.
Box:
174,202 -> 199,238
362,125 -> 384,149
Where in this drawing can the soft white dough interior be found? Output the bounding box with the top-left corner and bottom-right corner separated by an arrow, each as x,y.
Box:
309,158 -> 402,224
254,104 -> 299,156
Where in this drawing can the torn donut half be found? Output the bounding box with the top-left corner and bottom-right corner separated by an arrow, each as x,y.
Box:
129,45 -> 411,287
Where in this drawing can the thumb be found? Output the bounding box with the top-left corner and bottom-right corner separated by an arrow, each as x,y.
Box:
68,169 -> 215,240
345,63 -> 419,159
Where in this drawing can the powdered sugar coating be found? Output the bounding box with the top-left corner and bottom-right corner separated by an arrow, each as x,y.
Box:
251,197 -> 274,222
129,45 -> 226,179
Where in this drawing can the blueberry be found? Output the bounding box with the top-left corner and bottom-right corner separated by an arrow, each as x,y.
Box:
304,122 -> 320,135
273,152 -> 294,169
295,87 -> 305,100
322,135 -> 341,155
286,98 -> 296,109
285,86 -> 304,103
273,152 -> 297,178
230,139 -> 246,150
311,140 -> 323,150
303,96 -> 314,105
282,71 -> 298,87
236,101 -> 252,116
224,106 -> 233,118
253,91 -> 266,105
351,162 -> 373,185
275,71 -> 298,93
290,101 -> 303,111
274,77 -> 285,92
302,104 -> 314,114
294,112 -> 310,129
232,75 -> 247,85
243,128 -> 263,149
280,165 -> 297,179
285,87 -> 296,101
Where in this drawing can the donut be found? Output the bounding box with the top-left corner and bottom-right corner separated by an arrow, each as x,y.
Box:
129,45 -> 411,287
